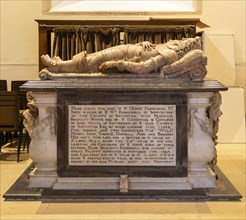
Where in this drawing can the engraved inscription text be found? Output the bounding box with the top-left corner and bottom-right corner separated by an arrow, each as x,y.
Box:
68,105 -> 176,166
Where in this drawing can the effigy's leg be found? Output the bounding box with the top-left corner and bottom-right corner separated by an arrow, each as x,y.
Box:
99,51 -> 176,74
41,52 -> 87,73
41,55 -> 73,72
86,45 -> 136,72
98,58 -> 158,74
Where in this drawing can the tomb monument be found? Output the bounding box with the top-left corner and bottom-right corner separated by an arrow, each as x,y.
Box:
5,20 -> 240,200
21,36 -> 228,194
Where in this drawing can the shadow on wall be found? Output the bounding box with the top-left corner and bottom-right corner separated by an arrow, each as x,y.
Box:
218,87 -> 245,143
205,35 -> 235,86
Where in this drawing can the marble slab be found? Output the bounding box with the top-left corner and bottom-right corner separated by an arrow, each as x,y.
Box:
57,92 -> 187,178
20,79 -> 228,93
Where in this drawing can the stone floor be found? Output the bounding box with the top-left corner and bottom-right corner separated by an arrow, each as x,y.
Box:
0,141 -> 245,220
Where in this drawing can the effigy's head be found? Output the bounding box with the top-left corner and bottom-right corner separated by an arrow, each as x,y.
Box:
166,36 -> 202,59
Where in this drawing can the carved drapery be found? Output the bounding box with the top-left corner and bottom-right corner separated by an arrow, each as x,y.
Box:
52,25 -> 196,60
52,27 -> 120,60
124,25 -> 196,44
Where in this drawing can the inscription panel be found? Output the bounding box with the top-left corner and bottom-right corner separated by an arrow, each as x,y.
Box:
68,105 -> 176,166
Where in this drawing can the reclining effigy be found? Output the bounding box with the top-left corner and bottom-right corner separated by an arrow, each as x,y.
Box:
39,37 -> 207,81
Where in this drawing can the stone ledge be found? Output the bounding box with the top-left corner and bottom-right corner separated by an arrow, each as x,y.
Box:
3,164 -> 242,202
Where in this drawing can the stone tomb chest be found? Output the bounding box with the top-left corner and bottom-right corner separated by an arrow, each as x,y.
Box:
20,78 -> 227,193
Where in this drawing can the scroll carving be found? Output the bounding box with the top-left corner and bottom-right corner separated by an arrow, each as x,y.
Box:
207,92 -> 223,168
23,93 -> 56,139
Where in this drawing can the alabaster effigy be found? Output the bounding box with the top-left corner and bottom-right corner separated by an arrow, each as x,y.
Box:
39,37 -> 207,81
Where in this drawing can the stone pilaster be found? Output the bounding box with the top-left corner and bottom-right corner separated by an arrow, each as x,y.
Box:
28,92 -> 57,188
187,92 -> 216,188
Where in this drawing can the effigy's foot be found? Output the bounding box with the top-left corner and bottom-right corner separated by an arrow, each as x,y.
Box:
41,55 -> 64,72
41,54 -> 53,67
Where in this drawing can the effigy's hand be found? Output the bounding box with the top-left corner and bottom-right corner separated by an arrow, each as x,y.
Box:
100,60 -> 125,72
128,56 -> 142,62
99,61 -> 117,71
136,41 -> 156,51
